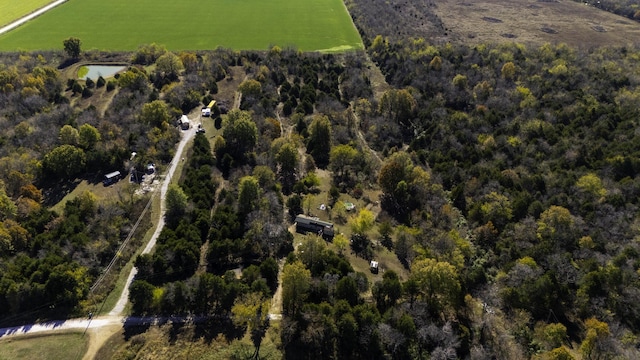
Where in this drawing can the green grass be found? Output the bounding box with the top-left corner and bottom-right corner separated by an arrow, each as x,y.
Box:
0,0 -> 363,52
49,178 -> 130,214
77,65 -> 88,79
0,0 -> 53,28
0,331 -> 88,360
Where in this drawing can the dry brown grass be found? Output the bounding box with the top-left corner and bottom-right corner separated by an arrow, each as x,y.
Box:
95,323 -> 282,360
433,0 -> 640,48
0,331 -> 89,360
214,66 -> 246,111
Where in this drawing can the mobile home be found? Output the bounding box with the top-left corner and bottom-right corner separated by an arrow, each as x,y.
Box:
294,214 -> 335,240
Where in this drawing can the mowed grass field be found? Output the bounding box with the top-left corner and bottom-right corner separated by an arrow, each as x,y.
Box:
0,0 -> 53,28
0,332 -> 88,360
0,0 -> 363,52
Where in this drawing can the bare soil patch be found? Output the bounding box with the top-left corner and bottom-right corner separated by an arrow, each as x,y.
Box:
214,66 -> 245,111
541,26 -> 559,34
482,17 -> 503,23
432,0 -> 640,48
83,324 -> 122,360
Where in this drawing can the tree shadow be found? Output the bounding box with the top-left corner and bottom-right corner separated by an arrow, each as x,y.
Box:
167,319 -> 189,345
41,179 -> 82,208
122,317 -> 152,340
58,58 -> 80,70
193,316 -> 244,344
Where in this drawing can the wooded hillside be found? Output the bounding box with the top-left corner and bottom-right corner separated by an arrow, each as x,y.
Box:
2,21 -> 640,359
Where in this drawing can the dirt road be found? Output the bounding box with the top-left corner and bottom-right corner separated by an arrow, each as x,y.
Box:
110,124 -> 196,316
0,122 -> 197,360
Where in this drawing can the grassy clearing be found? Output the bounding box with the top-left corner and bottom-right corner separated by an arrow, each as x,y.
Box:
49,177 -> 131,213
0,0 -> 53,28
0,0 -> 363,52
0,331 -> 88,360
294,168 -> 409,287
95,258 -> 135,315
431,0 -> 640,48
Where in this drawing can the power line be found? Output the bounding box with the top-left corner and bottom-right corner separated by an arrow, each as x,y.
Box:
90,185 -> 159,293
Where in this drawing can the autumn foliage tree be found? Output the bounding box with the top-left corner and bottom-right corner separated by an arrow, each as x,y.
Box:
282,261 -> 310,316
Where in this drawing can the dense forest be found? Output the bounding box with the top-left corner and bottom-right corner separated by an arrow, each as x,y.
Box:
117,41 -> 640,358
2,7 -> 640,359
0,52 -> 160,324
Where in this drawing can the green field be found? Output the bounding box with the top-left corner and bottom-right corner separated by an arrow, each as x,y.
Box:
0,0 -> 53,28
0,332 -> 88,360
0,0 -> 363,52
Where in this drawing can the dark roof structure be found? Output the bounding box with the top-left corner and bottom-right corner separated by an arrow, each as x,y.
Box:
295,214 -> 335,240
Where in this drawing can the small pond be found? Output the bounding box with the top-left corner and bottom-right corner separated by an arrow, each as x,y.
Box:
78,65 -> 126,80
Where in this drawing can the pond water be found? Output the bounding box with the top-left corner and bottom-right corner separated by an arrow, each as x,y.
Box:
78,65 -> 126,80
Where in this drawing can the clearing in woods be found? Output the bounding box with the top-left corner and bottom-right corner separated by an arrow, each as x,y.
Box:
0,331 -> 88,360
432,0 -> 640,48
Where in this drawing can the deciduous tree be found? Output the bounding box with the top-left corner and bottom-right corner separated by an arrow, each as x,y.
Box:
378,88 -> 416,125
78,124 -> 101,149
0,186 -> 17,221
63,37 -> 81,59
156,52 -> 183,80
43,145 -> 86,178
239,79 -> 262,99
306,115 -> 332,168
165,184 -> 188,223
537,205 -> 575,248
179,52 -> 198,73
275,141 -> 298,192
238,176 -> 260,216
140,100 -> 172,128
580,318 -> 610,360
329,144 -> 359,186
409,258 -> 461,314
232,292 -> 271,359
59,125 -> 79,145
282,261 -> 310,316
333,233 -> 349,256
350,208 -> 375,236
222,109 -> 258,162
372,270 -> 402,313
129,280 -> 155,315
576,173 -> 607,198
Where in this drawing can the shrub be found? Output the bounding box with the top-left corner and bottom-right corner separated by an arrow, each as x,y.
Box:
82,86 -> 93,98
106,81 -> 116,91
352,184 -> 364,199
72,82 -> 83,95
66,78 -> 76,90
